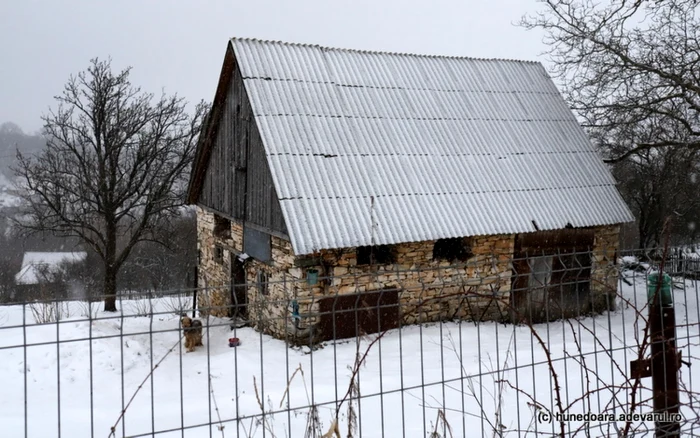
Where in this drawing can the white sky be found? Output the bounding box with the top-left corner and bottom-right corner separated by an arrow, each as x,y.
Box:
0,0 -> 547,133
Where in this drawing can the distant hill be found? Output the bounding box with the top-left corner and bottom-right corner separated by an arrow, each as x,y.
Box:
0,122 -> 46,184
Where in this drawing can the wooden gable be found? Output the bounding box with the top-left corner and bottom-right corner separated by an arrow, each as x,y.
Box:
188,44 -> 287,236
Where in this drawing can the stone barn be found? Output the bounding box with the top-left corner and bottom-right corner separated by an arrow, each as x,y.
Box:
186,38 -> 634,343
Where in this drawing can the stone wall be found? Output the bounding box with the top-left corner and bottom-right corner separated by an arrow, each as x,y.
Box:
244,236 -> 305,337
239,233 -> 518,343
312,234 -> 516,328
196,206 -> 243,317
590,224 -> 621,311
196,206 -> 302,332
196,205 -> 622,343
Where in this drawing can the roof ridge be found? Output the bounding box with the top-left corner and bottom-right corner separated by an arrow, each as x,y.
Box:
230,37 -> 541,65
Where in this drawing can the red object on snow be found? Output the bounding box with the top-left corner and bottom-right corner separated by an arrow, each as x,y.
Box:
228,337 -> 241,347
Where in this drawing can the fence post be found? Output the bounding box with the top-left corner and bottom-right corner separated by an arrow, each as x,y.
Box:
648,273 -> 680,437
192,265 -> 198,318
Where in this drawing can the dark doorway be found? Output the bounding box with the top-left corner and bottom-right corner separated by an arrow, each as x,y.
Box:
230,256 -> 247,319
511,229 -> 594,323
317,288 -> 399,341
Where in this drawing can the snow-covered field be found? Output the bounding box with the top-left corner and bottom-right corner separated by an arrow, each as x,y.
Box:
1,271 -> 699,437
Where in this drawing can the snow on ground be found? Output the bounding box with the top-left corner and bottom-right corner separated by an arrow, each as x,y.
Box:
1,272 -> 699,437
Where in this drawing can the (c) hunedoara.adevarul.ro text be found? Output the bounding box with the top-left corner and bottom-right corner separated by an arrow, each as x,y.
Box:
536,411 -> 683,424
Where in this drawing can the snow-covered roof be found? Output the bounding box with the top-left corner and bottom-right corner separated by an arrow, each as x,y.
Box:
230,38 -> 634,254
15,252 -> 87,285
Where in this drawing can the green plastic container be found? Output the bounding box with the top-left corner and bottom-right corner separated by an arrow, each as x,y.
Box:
647,273 -> 673,306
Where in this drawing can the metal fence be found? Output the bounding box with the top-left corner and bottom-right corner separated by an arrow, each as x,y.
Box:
0,249 -> 699,437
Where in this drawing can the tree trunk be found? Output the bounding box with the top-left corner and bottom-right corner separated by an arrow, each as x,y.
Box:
103,266 -> 118,312
103,213 -> 118,312
639,222 -> 650,252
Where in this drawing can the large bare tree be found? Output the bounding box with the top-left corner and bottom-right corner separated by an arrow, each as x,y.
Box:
522,0 -> 700,247
522,0 -> 700,160
15,59 -> 207,311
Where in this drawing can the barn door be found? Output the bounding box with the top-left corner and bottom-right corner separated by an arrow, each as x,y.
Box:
511,230 -> 594,323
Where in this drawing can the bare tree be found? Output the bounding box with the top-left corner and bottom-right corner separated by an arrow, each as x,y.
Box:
521,0 -> 700,162
522,0 -> 700,248
14,58 -> 207,311
591,113 -> 700,247
612,144 -> 700,248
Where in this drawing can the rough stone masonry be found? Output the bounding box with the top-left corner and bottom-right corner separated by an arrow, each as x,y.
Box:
196,206 -> 619,344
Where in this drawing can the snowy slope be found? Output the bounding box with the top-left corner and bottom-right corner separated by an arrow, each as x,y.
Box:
0,273 -> 698,437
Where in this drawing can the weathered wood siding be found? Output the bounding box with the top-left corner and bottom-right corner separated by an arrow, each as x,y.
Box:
199,48 -> 287,235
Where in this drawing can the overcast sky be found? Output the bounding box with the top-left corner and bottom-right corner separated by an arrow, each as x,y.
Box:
0,0 -> 547,134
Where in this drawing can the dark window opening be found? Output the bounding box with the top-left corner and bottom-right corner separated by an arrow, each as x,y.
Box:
433,237 -> 473,262
214,214 -> 231,240
244,226 -> 272,262
357,245 -> 396,265
214,245 -> 224,264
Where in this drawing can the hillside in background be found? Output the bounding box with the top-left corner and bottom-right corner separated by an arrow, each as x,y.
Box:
0,122 -> 45,183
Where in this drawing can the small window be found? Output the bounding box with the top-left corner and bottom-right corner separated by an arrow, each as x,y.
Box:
256,270 -> 269,296
213,214 -> 231,239
433,237 -> 473,262
213,245 -> 224,264
357,245 -> 396,265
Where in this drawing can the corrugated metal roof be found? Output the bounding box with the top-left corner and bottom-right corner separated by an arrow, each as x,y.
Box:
230,38 -> 634,255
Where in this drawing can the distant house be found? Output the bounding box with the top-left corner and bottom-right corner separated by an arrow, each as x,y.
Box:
14,252 -> 87,300
15,252 -> 87,285
187,38 -> 634,342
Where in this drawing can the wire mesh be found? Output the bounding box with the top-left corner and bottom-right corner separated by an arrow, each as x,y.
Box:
0,249 -> 698,437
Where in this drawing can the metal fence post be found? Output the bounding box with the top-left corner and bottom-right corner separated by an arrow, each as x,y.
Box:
192,265 -> 198,318
648,273 -> 681,437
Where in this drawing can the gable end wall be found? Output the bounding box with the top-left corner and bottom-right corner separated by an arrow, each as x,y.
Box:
198,47 -> 286,234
